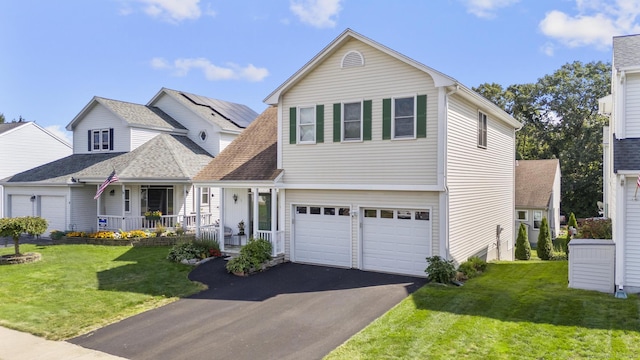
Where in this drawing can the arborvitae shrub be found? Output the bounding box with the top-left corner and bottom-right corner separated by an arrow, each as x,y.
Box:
536,217 -> 553,260
515,223 -> 531,260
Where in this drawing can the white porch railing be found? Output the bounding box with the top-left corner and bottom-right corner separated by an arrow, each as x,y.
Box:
256,230 -> 285,256
97,213 -> 213,232
199,225 -> 219,242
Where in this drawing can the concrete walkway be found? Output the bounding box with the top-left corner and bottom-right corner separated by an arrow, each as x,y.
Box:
0,326 -> 127,360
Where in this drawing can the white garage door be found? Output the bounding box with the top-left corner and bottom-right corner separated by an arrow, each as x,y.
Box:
293,205 -> 351,267
41,196 -> 67,235
363,208 -> 431,277
10,195 -> 33,217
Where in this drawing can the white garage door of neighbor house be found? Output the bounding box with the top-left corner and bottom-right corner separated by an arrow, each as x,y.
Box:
10,195 -> 33,217
40,196 -> 67,235
362,208 -> 431,277
293,205 -> 351,268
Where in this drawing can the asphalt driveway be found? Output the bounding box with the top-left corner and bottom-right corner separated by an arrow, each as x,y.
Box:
70,258 -> 427,360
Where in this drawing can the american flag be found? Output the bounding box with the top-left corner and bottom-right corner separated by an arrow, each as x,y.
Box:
94,170 -> 119,199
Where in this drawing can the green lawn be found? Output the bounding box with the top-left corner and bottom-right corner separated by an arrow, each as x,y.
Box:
0,244 -> 205,340
326,260 -> 640,360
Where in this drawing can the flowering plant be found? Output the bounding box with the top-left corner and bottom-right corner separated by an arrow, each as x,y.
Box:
144,210 -> 162,220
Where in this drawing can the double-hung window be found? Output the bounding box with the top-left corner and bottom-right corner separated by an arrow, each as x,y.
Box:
342,101 -> 362,141
89,128 -> 113,151
478,111 -> 487,148
298,106 -> 316,143
533,210 -> 542,229
393,96 -> 416,139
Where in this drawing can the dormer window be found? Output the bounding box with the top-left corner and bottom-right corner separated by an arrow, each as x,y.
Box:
199,130 -> 207,141
88,128 -> 113,152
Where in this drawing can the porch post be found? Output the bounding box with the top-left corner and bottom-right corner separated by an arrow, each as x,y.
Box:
195,186 -> 201,238
270,188 -> 277,256
182,185 -> 188,231
96,184 -> 100,231
121,184 -> 126,231
219,188 -> 225,252
252,188 -> 259,239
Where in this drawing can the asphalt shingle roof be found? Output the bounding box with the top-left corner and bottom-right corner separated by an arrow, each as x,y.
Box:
2,134 -> 212,184
194,107 -> 280,182
0,122 -> 27,135
614,138 -> 640,172
613,34 -> 640,69
97,98 -> 186,130
515,159 -> 559,209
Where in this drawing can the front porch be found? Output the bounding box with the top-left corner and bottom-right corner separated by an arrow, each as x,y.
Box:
97,213 -> 214,232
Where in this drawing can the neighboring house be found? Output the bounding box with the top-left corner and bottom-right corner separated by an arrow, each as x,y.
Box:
194,29 -> 521,277
515,159 -> 561,246
0,121 -> 72,218
602,34 -> 640,293
1,88 -> 258,236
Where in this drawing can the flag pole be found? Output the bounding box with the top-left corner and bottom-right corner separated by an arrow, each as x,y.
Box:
635,174 -> 640,200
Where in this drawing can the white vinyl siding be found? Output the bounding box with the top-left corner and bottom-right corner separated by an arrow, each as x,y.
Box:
281,38 -> 438,186
70,186 -> 99,232
131,128 -> 160,150
72,104 -> 130,154
624,180 -> 640,287
152,94 -> 222,156
284,189 -> 440,268
0,123 -> 71,180
625,73 -> 640,137
446,96 -> 515,264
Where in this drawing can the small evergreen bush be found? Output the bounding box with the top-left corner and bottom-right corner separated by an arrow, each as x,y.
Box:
425,256 -> 456,284
467,256 -> 488,272
536,217 -> 553,260
458,261 -> 478,279
515,223 -> 531,260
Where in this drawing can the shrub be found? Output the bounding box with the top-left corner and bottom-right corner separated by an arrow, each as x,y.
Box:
0,216 -> 48,255
49,230 -> 66,240
425,256 -> 456,284
515,223 -> 531,260
578,218 -> 612,239
225,238 -> 272,274
567,212 -> 578,230
457,261 -> 478,279
467,256 -> 488,272
536,217 -> 553,260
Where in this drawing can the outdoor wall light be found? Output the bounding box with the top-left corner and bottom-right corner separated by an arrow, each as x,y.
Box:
233,194 -> 238,203
109,189 -> 115,196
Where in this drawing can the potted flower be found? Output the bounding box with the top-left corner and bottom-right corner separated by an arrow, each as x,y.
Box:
144,210 -> 162,221
238,220 -> 245,236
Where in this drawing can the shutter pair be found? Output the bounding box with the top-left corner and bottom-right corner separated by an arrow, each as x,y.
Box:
289,95 -> 426,144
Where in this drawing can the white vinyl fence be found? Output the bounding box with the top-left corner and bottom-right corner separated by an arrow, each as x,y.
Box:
568,239 -> 615,294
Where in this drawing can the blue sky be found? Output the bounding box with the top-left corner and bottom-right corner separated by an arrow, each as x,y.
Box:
1,0 -> 637,143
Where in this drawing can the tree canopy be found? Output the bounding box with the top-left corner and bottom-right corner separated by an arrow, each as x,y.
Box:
473,61 -> 611,218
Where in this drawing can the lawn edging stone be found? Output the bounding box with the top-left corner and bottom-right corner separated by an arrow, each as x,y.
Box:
53,235 -> 196,247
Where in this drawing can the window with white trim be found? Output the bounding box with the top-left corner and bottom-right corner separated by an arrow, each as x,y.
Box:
298,106 -> 316,143
533,210 -> 542,229
91,129 -> 112,151
342,101 -> 362,141
478,111 -> 487,148
201,187 -> 209,205
517,210 -> 528,221
393,96 -> 416,139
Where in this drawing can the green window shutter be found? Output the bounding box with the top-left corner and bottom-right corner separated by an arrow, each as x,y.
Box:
289,107 -> 297,144
363,100 -> 372,141
417,95 -> 427,138
382,98 -> 391,140
333,103 -> 341,142
316,105 -> 324,143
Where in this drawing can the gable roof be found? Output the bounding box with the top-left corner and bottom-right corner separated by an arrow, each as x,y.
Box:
194,106 -> 280,183
264,28 -> 520,129
2,134 -> 212,184
149,88 -> 260,132
66,97 -> 187,132
0,122 -> 28,135
515,159 -> 560,209
613,34 -> 640,69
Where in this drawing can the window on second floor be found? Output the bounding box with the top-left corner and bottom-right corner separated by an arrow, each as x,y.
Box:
88,128 -> 113,152
393,96 -> 416,139
343,101 -> 362,141
289,105 -> 324,144
478,111 -> 487,148
298,106 -> 316,143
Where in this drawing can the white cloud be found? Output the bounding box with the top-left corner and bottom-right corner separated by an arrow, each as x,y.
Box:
539,0 -> 640,50
120,0 -> 202,23
45,125 -> 73,145
152,57 -> 269,82
463,0 -> 519,19
540,42 -> 555,56
290,0 -> 342,28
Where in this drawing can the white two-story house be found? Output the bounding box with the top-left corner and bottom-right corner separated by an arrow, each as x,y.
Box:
1,88 -> 258,236
603,34 -> 640,294
194,29 -> 521,277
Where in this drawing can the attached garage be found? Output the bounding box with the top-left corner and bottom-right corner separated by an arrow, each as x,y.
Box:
10,195 -> 33,217
40,196 -> 67,235
362,208 -> 431,277
293,205 -> 351,267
